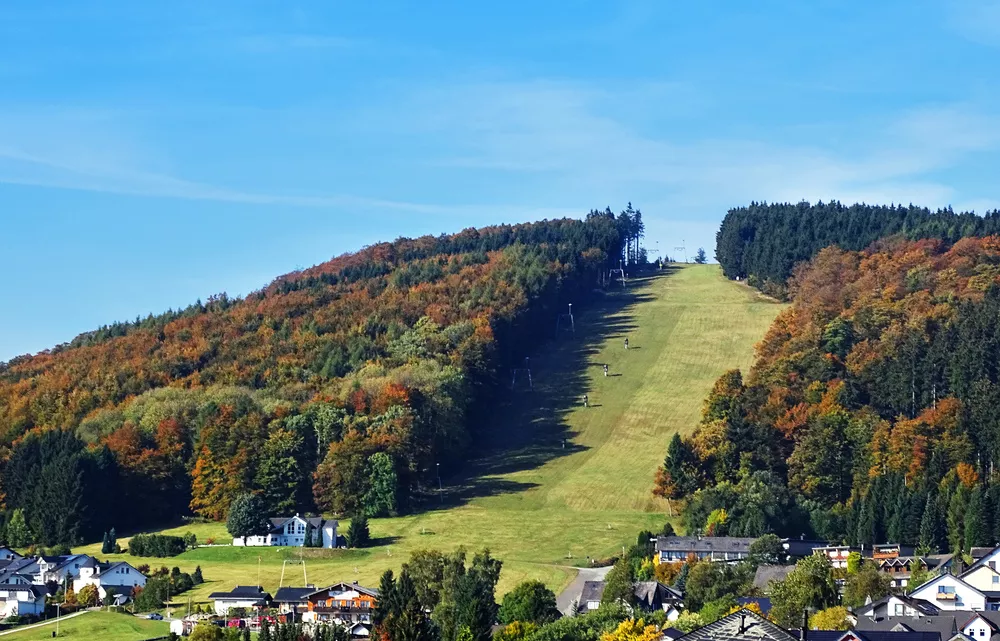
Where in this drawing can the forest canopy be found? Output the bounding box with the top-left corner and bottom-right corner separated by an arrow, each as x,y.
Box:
657,236 -> 1000,553
715,201 -> 1000,297
0,211 -> 643,544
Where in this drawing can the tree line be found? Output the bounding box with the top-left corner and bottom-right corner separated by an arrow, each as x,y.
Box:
715,201 -> 1000,297
0,211 -> 646,544
656,236 -> 1000,555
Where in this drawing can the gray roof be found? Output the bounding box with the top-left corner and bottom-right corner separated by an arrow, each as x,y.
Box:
0,583 -> 45,599
209,585 -> 272,603
633,581 -> 683,609
855,616 -> 962,640
267,516 -> 337,534
656,536 -> 757,555
306,582 -> 380,599
580,581 -> 606,603
753,565 -> 793,591
274,586 -> 317,603
676,609 -> 795,641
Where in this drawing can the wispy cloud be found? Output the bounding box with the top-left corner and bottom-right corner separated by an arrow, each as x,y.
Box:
948,0 -> 1000,45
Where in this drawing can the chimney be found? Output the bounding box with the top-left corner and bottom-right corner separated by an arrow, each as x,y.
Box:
738,614 -> 747,634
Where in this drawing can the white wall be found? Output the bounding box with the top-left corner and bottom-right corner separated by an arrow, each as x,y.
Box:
215,599 -> 264,616
909,575 -> 986,611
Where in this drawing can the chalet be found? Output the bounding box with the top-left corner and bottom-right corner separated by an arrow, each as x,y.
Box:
879,555 -> 954,589
72,558 -> 146,600
209,586 -> 272,616
872,544 -> 917,560
0,583 -> 46,617
232,515 -> 338,548
301,581 -> 379,629
655,536 -> 757,563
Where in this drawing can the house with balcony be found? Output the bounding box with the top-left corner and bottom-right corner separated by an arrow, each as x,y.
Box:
655,536 -> 757,563
302,581 -> 379,631
878,554 -> 954,589
908,573 -> 987,611
813,545 -> 857,569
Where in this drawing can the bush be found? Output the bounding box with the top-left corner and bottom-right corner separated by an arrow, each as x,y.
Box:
78,584 -> 99,608
129,533 -> 187,557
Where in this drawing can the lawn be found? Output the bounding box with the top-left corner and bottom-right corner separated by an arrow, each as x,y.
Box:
74,265 -> 782,607
0,611 -> 168,640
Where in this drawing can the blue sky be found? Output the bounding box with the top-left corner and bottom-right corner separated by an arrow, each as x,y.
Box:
2,0 -> 999,361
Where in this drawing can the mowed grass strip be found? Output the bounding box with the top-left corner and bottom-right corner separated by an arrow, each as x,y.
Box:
0,611 -> 168,640
73,265 -> 782,604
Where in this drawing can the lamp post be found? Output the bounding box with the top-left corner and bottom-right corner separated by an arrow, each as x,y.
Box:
436,463 -> 442,503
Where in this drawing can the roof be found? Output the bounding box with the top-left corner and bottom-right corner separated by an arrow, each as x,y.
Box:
266,515 -> 337,534
0,583 -> 46,599
663,628 -> 685,641
305,582 -> 380,599
656,536 -> 758,555
797,632 -> 941,641
856,594 -> 941,618
907,571 -> 981,597
677,609 -> 795,641
209,586 -> 272,602
754,565 -> 793,590
971,547 -> 999,562
580,581 -> 606,603
781,539 -> 832,557
856,615 -> 966,639
274,587 -> 316,603
633,581 -> 683,608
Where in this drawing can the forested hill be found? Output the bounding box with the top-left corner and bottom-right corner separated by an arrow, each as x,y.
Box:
0,212 -> 637,545
656,236 -> 1000,553
715,201 -> 1000,297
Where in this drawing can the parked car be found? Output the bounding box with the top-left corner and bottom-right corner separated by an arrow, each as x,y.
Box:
146,613 -> 163,620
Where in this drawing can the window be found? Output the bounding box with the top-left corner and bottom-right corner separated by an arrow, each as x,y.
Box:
895,604 -> 904,615
993,575 -> 999,585
939,586 -> 956,594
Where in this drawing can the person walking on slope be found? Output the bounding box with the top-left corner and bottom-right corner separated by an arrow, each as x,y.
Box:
582,394 -> 589,408
624,337 -> 629,350
603,364 -> 609,377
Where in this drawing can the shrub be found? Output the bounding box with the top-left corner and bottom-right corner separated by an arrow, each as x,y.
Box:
129,533 -> 187,557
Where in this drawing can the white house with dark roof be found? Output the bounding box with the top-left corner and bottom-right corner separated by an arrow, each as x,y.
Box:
72,558 -> 146,600
908,573 -> 987,611
0,583 -> 45,617
232,515 -> 337,548
209,585 -> 272,616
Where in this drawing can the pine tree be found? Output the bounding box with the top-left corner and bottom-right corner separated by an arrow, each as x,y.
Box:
966,486 -> 989,552
346,514 -> 370,549
259,619 -> 272,641
101,531 -> 111,554
192,566 -> 204,585
920,493 -> 944,552
948,486 -> 969,556
109,527 -> 117,551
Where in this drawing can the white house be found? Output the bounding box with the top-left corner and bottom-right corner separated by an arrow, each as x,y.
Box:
35,555 -> 91,585
73,559 -> 147,600
908,573 -> 987,611
854,594 -> 941,619
209,586 -> 272,616
961,612 -> 1000,639
232,515 -> 337,548
0,583 -> 46,617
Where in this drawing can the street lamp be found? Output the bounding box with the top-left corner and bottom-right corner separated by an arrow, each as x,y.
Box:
436,463 -> 442,503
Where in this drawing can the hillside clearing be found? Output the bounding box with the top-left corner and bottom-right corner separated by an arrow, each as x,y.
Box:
75,265 -> 782,604
0,612 -> 168,640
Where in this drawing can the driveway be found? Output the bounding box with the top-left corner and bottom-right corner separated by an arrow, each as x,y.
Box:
555,565 -> 613,616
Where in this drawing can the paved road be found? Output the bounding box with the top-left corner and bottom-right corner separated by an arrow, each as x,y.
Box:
556,565 -> 613,616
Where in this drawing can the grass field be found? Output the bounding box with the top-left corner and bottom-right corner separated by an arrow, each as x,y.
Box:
0,612 -> 168,640
74,265 -> 782,608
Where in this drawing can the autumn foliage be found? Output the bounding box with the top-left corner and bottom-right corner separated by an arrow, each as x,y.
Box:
659,236 -> 1000,552
0,216 -> 625,541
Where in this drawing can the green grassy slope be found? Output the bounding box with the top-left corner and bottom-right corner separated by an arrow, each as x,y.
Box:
74,265 -> 782,606
0,612 -> 168,640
